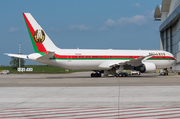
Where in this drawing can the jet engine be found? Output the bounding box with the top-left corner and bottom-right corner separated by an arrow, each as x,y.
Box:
134,62 -> 156,73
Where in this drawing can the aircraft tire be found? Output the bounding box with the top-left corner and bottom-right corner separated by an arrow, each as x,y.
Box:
91,73 -> 95,77
94,73 -> 98,77
124,73 -> 128,77
91,73 -> 102,77
115,73 -> 119,77
119,73 -> 123,77
122,73 -> 126,77
98,73 -> 101,77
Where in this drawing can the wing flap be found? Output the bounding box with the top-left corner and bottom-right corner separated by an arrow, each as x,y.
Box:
98,61 -> 122,69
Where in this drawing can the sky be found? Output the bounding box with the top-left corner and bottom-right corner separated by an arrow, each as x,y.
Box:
0,0 -> 162,66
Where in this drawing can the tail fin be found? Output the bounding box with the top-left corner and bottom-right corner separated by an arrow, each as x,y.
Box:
23,13 -> 59,53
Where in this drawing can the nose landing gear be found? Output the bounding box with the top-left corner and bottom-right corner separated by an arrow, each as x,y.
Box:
159,68 -> 168,76
163,68 -> 168,76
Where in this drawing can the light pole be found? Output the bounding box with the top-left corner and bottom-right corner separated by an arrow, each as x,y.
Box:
19,42 -> 21,71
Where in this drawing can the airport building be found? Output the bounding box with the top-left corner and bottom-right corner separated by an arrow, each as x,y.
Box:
154,0 -> 180,71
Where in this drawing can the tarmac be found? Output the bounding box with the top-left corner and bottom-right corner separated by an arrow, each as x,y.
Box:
0,72 -> 180,118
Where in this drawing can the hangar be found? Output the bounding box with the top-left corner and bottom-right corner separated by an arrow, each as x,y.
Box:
154,0 -> 180,71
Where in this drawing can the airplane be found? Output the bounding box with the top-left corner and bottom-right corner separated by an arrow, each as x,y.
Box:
5,13 -> 177,77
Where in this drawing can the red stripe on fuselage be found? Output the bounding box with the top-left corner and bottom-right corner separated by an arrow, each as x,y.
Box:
53,54 -> 176,60
23,13 -> 46,53
150,56 -> 176,60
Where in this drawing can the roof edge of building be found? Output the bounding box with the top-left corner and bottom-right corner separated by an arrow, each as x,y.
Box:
160,5 -> 180,32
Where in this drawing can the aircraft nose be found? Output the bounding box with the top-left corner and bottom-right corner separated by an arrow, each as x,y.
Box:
173,58 -> 177,65
171,55 -> 177,66
168,52 -> 177,65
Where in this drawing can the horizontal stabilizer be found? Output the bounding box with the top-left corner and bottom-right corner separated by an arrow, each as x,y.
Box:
4,53 -> 28,59
36,52 -> 54,61
27,52 -> 55,61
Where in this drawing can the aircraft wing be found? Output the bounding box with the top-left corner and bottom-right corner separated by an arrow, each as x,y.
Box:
110,54 -> 156,68
99,54 -> 156,69
4,53 -> 28,59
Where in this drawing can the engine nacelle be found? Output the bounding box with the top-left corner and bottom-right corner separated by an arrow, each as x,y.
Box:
134,62 -> 156,73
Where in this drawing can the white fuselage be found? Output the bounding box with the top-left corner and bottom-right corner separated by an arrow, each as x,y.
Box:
35,49 -> 176,70
7,13 -> 177,75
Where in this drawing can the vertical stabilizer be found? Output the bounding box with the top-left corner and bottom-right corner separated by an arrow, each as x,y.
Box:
23,13 -> 59,53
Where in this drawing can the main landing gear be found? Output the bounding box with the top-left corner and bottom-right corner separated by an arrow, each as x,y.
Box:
91,70 -> 103,77
115,72 -> 128,77
91,73 -> 101,77
115,65 -> 128,77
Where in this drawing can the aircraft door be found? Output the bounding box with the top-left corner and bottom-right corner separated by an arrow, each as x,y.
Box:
168,57 -> 171,62
67,54 -> 72,62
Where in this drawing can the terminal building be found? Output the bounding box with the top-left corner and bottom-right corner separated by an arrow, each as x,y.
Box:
154,0 -> 180,71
